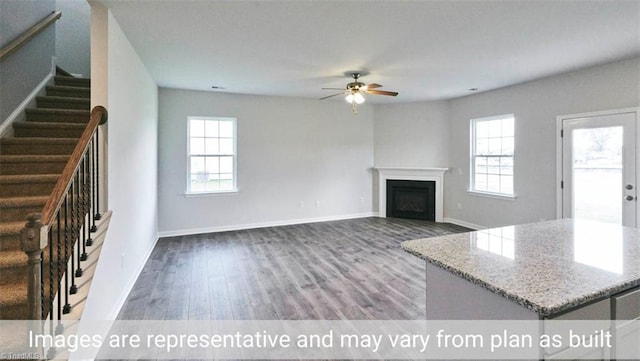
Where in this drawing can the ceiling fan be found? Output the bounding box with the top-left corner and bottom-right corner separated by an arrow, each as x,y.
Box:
320,73 -> 398,114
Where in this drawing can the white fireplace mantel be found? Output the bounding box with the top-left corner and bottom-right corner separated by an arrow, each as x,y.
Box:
375,167 -> 448,222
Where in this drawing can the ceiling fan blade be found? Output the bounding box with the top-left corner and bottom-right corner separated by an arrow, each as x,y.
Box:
321,87 -> 346,90
366,89 -> 398,96
319,92 -> 344,100
364,83 -> 382,90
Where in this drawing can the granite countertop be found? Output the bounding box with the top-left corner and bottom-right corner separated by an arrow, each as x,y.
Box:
401,219 -> 640,317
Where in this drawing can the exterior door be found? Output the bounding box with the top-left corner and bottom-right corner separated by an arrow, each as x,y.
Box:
561,111 -> 637,227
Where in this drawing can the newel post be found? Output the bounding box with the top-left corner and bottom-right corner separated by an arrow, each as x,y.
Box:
20,214 -> 46,320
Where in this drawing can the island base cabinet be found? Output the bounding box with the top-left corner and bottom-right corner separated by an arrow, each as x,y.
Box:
612,287 -> 640,359
613,320 -> 640,360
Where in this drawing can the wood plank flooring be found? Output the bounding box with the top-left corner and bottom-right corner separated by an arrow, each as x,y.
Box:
117,217 -> 470,321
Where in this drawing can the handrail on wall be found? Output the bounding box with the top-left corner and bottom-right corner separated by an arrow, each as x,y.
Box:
0,10 -> 62,62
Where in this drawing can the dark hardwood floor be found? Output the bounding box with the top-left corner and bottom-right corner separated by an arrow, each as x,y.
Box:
117,217 -> 470,321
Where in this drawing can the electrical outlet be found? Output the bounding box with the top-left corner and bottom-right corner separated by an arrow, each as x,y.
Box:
457,202 -> 462,210
121,253 -> 125,268
299,201 -> 305,208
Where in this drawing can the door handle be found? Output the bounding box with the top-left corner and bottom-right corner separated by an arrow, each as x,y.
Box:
625,195 -> 635,201
626,184 -> 634,190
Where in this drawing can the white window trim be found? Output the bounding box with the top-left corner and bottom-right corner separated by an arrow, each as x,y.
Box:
469,114 -> 515,197
467,189 -> 517,200
185,116 -> 238,196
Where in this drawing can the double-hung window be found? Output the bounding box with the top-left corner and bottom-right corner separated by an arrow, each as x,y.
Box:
187,116 -> 237,194
470,114 -> 515,197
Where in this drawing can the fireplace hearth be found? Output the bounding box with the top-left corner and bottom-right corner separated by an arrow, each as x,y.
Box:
386,180 -> 436,221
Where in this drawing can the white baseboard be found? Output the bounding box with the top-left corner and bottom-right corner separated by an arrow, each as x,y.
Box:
157,212 -> 377,238
373,214 -> 483,230
104,233 -> 160,320
443,217 -> 485,230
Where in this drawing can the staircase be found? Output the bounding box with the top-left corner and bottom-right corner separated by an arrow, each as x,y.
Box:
0,72 -> 90,319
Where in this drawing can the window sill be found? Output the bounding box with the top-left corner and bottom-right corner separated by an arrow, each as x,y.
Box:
185,189 -> 238,197
467,190 -> 517,200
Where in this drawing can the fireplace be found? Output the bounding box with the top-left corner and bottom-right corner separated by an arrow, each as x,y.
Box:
386,180 -> 436,220
375,167 -> 447,222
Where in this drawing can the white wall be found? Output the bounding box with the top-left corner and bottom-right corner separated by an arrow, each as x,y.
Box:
158,89 -> 374,235
83,7 -> 158,320
445,57 -> 640,228
0,0 -> 55,124
373,101 -> 450,168
156,58 -> 639,234
56,0 -> 91,76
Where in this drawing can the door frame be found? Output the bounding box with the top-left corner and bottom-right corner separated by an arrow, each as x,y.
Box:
556,107 -> 640,226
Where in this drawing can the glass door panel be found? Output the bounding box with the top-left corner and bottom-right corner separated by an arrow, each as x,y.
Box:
562,112 -> 636,227
572,127 -> 623,224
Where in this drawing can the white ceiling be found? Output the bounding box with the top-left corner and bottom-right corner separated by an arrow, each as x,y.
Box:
99,0 -> 639,104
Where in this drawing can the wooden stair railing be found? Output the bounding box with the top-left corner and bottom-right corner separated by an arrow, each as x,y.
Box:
0,11 -> 62,61
21,106 -> 107,321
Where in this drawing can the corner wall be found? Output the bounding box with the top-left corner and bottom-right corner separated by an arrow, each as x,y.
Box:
82,6 -> 158,320
158,89 -> 374,235
445,57 -> 640,228
55,0 -> 91,76
373,101 -> 451,168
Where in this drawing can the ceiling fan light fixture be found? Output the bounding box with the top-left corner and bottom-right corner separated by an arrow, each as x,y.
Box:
353,92 -> 365,104
321,72 -> 396,114
345,91 -> 365,104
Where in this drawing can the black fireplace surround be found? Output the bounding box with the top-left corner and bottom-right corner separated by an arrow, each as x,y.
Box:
386,180 -> 436,221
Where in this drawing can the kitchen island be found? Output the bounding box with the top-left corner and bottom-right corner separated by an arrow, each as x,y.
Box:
402,219 -> 640,359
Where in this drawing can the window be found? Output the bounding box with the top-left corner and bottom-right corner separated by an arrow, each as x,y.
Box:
470,114 -> 514,196
187,116 -> 237,194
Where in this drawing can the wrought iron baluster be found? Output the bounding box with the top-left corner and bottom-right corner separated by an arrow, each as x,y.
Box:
66,181 -> 78,294
40,229 -> 46,318
93,131 -> 102,224
50,215 -> 57,322
56,204 -> 63,335
87,138 -> 95,244
74,171 -> 83,278
47,221 -> 55,358
63,195 -> 71,314
81,155 -> 89,261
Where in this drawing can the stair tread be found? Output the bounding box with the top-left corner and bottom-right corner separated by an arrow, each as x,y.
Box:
0,196 -> 48,206
0,174 -> 58,183
13,121 -> 86,129
0,137 -> 78,144
47,85 -> 90,92
37,95 -> 90,103
0,284 -> 27,306
25,108 -> 90,115
0,154 -> 69,162
0,250 -> 27,268
0,222 -> 23,236
55,75 -> 90,82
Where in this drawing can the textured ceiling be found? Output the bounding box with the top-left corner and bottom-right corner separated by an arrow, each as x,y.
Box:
100,0 -> 640,103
